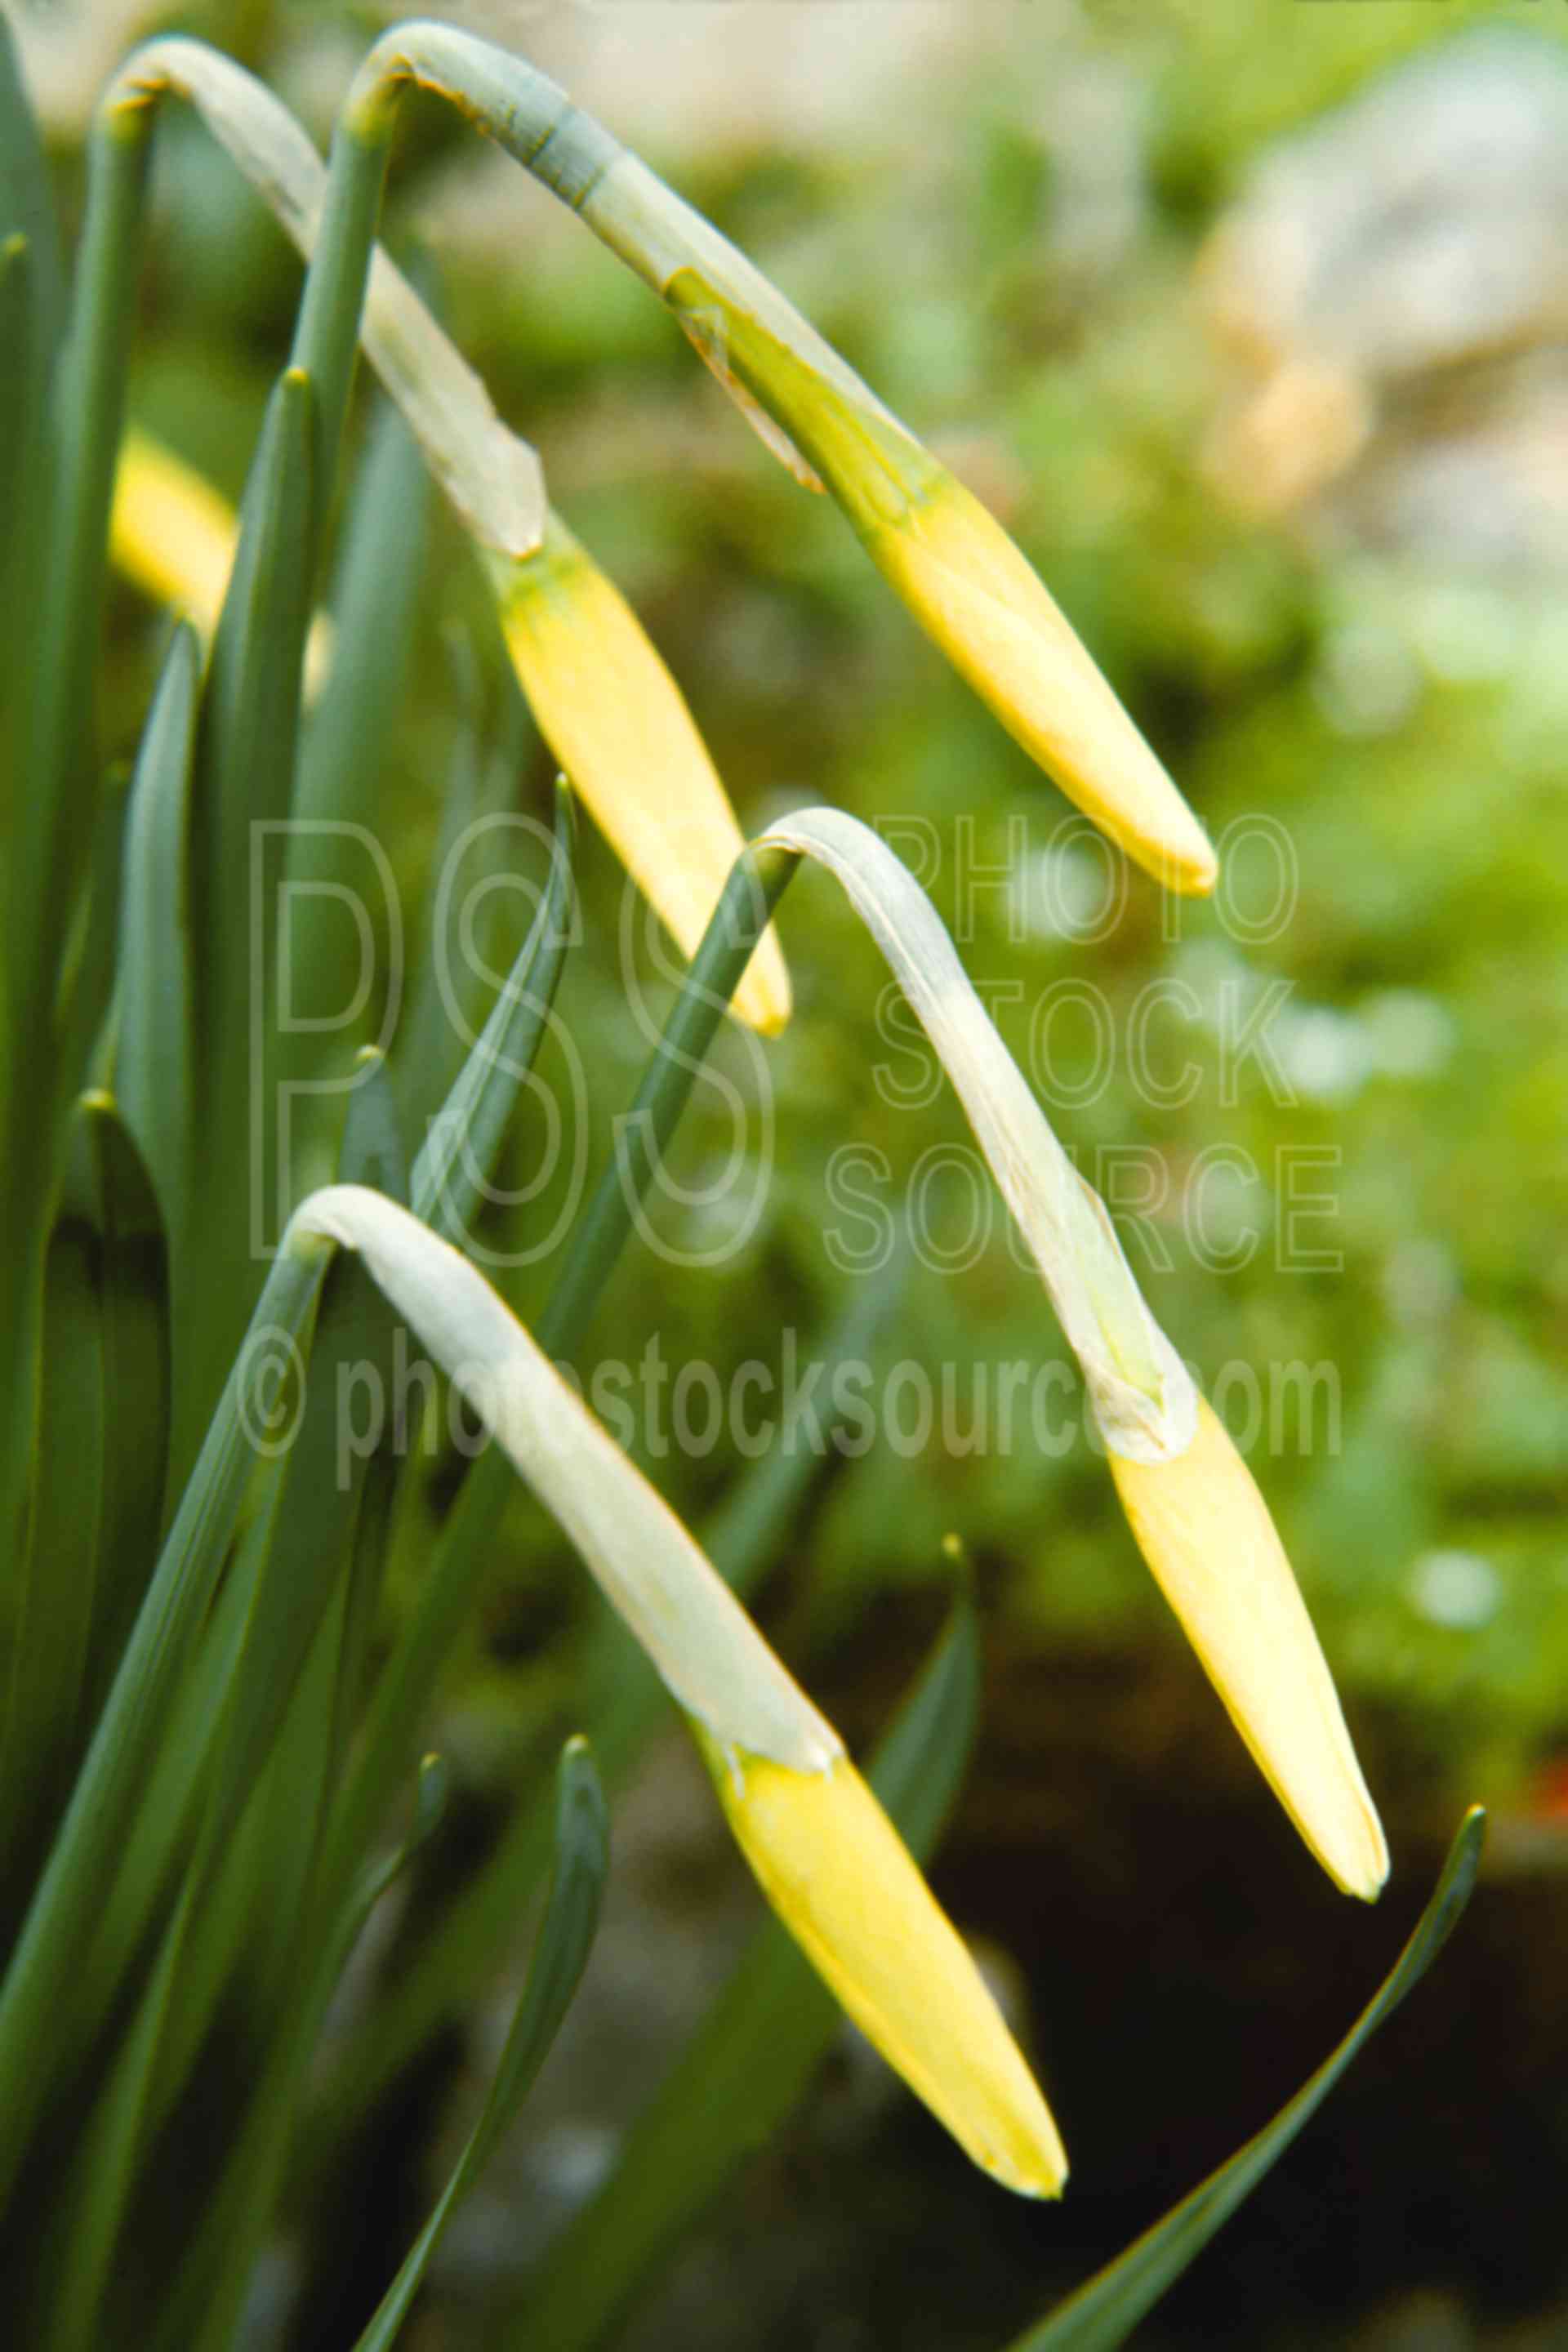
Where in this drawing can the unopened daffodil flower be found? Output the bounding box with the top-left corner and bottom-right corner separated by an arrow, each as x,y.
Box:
292,1183 -> 1065,2198
482,519 -> 791,1037
100,42 -> 790,1037
757,808 -> 1387,1901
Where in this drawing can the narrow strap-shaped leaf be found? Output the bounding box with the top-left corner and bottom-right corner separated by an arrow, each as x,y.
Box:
0,1111 -> 109,1900
114,620 -> 199,1264
33,1563 -> 352,2352
12,109 -> 148,1126
196,363 -> 316,1074
188,1253 -> 394,1891
296,385 -> 433,831
394,642 -> 536,1140
350,1738 -> 608,2352
322,1750 -> 451,2003
514,1598 -> 979,2352
70,1100 -> 170,1735
57,764 -> 129,1103
412,777 -> 576,1245
340,1046 -> 410,1205
537,840 -> 799,1362
0,1098 -> 163,1886
0,1225 -> 333,2212
1011,1808 -> 1486,2352
0,15 -> 61,369
286,390 -> 434,1053
176,365 -> 316,1482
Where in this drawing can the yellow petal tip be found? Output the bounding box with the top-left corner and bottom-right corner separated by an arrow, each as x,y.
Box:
495,521 -> 791,1038
1110,1397 -> 1388,1901
703,1742 -> 1068,2195
864,474 -> 1214,898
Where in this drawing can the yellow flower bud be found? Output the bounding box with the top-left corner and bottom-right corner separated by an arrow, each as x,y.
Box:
110,425 -> 334,694
701,1735 -> 1068,2198
859,470 -> 1218,897
1110,1396 -> 1388,1900
665,272 -> 1215,896
488,518 -> 791,1038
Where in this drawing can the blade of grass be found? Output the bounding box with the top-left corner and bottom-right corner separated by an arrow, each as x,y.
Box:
1010,1809 -> 1487,2352
514,1592 -> 979,2352
350,1737 -> 608,2352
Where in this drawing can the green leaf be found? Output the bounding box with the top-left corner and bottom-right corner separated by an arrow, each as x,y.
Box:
0,16 -> 61,380
177,363 -> 317,1482
323,1749 -> 452,2000
0,1114 -> 109,1900
0,1225 -> 333,2213
149,1748 -> 450,2352
296,387 -> 432,841
114,620 -> 200,1272
395,635 -> 537,1142
340,1045 -> 411,1205
0,13 -> 63,797
0,1094 -> 167,1906
412,775 -> 576,1245
512,1592 -> 978,2352
281,390 -> 434,1165
59,764 -> 129,1103
1009,1808 -> 1487,2352
350,1736 -> 608,2352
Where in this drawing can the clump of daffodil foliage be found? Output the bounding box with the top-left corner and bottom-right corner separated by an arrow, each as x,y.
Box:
0,8 -> 1498,2350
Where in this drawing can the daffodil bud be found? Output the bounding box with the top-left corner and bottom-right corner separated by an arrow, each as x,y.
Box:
290,1184 -> 1062,2194
666,274 -> 1216,897
110,425 -> 335,696
698,1732 -> 1068,2198
757,809 -> 1387,1899
484,519 -> 791,1039
1109,1396 -> 1388,1901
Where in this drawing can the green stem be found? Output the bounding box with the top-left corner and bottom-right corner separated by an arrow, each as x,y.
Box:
538,844 -> 800,1362
283,116 -> 391,509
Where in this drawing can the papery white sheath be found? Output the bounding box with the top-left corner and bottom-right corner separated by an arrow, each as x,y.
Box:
111,39 -> 545,556
292,1185 -> 840,1774
758,808 -> 1199,1463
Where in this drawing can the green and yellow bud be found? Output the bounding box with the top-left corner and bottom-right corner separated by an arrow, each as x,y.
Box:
666,274 -> 1216,896
1109,1396 -> 1388,1901
486,517 -> 791,1038
699,1733 -> 1068,2198
111,425 -> 334,693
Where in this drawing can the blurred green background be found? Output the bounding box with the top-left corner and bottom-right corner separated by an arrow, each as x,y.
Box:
20,1 -> 1568,2344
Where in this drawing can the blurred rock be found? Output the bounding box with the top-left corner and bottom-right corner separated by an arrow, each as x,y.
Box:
1200,29 -> 1568,569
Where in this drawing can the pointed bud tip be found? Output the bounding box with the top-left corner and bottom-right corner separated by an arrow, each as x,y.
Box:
1110,1396 -> 1388,1903
705,1744 -> 1068,2195
494,524 -> 791,1038
866,480 -> 1218,897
